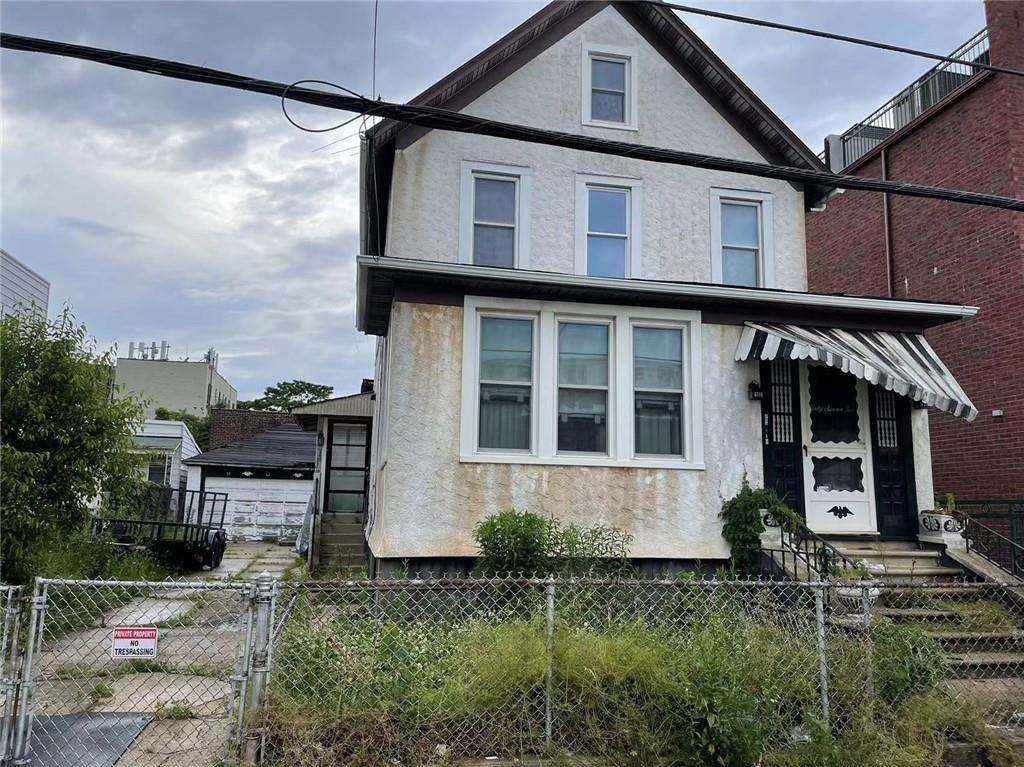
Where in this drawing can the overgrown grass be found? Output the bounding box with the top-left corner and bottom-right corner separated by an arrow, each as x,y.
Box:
155,700 -> 196,720
263,598 -> 1001,767
30,528 -> 168,581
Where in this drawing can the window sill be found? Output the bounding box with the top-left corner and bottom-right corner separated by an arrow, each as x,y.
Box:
459,453 -> 704,471
582,119 -> 639,132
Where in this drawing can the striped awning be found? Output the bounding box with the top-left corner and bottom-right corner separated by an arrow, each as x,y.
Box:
735,322 -> 977,421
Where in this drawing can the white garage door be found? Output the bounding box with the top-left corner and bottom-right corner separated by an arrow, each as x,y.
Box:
204,476 -> 314,543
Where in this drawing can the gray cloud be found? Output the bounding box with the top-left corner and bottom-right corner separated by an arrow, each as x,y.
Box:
1,0 -> 986,399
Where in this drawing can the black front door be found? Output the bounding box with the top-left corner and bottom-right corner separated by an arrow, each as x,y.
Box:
869,387 -> 918,538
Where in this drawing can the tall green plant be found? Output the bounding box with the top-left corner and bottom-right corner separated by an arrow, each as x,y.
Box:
474,510 -> 554,576
719,478 -> 799,575
0,309 -> 147,582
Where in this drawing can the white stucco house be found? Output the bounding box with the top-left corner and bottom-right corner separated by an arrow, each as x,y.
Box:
354,1 -> 977,576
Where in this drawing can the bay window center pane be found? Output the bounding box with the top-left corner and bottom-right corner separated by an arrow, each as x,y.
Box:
633,327 -> 682,389
558,323 -> 608,386
558,389 -> 607,453
635,392 -> 683,456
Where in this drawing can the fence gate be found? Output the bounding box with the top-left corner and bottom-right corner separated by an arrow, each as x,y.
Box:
10,579 -> 253,767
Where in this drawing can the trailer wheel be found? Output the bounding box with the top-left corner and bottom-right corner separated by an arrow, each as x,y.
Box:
212,536 -> 226,568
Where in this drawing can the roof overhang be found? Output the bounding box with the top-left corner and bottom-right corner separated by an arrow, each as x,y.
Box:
356,256 -> 978,336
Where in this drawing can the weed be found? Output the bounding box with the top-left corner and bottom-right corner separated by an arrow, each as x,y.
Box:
155,701 -> 196,720
90,682 -> 114,701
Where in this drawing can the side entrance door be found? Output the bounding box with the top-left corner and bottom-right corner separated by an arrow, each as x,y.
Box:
800,364 -> 877,535
870,387 -> 918,538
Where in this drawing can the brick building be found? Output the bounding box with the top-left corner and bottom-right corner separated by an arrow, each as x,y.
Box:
806,0 -> 1023,502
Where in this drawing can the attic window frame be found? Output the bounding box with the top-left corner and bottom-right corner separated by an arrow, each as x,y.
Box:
581,44 -> 639,131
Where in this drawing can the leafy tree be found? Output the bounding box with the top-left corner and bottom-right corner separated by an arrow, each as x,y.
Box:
154,407 -> 209,451
237,380 -> 334,411
1,309 -> 148,583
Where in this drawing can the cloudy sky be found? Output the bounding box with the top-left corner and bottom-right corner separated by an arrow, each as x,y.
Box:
1,0 -> 986,399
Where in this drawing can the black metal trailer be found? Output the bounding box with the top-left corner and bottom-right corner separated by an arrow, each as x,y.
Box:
93,487 -> 229,570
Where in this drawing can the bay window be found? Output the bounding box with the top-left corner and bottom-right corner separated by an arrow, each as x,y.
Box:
461,297 -> 703,469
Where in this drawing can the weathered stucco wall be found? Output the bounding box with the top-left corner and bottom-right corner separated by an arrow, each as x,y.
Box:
368,301 -> 762,561
384,5 -> 807,290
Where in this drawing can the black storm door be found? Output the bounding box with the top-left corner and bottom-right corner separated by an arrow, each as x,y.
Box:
760,359 -> 804,518
870,387 -> 917,538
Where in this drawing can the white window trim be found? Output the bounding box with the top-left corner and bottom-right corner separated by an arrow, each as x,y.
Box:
581,43 -> 639,131
710,187 -> 775,288
460,296 -> 703,470
459,161 -> 532,269
575,174 -> 642,278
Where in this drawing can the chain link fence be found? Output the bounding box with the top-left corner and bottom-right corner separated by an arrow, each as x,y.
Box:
262,577 -> 1024,766
0,576 -> 1022,766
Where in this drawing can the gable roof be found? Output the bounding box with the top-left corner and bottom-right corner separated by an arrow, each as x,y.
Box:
362,1 -> 828,253
184,422 -> 315,469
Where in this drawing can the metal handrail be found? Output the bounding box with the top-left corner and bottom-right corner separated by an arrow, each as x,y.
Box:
763,515 -> 859,579
959,513 -> 1024,579
839,28 -> 989,168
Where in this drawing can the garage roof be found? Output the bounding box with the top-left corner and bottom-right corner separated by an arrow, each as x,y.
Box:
184,423 -> 315,469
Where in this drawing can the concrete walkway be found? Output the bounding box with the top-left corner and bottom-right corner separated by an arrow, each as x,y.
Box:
184,541 -> 300,581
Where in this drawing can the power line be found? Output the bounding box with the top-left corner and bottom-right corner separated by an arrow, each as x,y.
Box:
2,32 -> 1022,212
644,1 -> 1024,79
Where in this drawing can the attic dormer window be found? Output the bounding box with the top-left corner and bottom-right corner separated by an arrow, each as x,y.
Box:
582,46 -> 637,130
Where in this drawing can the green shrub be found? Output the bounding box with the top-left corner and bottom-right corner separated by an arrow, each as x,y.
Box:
720,479 -> 800,574
474,510 -> 633,577
474,511 -> 553,577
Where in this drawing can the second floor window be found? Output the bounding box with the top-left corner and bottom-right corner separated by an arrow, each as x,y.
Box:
576,174 -> 642,279
460,161 -> 532,269
710,188 -> 775,288
586,187 -> 629,279
473,174 -> 517,268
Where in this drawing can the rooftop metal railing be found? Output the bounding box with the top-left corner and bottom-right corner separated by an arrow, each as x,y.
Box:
837,29 -> 989,169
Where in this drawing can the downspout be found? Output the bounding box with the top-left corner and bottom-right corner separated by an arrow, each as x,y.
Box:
881,148 -> 895,297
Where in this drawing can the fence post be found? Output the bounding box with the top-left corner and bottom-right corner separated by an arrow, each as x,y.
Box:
812,583 -> 830,733
243,572 -> 275,765
0,587 -> 22,764
12,581 -> 46,764
544,576 -> 555,750
861,583 -> 875,708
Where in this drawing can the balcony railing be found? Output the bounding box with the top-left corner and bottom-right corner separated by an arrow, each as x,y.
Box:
836,29 -> 989,169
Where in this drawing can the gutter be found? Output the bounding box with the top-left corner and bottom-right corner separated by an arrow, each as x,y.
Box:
356,255 -> 978,331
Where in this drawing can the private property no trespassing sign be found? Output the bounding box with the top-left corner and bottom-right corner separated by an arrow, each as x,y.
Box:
111,627 -> 159,659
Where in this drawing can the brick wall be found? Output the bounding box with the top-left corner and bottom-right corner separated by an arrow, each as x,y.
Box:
208,409 -> 297,450
805,0 -> 1024,500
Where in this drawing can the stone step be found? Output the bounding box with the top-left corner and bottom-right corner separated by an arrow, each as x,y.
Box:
839,549 -> 944,568
319,543 -> 367,559
825,539 -> 921,551
884,585 -> 984,598
930,631 -> 1024,654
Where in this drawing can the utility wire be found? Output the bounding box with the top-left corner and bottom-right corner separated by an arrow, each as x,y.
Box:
3,33 -> 1022,212
644,1 -> 1024,79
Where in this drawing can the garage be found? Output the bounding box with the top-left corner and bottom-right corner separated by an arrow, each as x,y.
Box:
184,422 -> 315,544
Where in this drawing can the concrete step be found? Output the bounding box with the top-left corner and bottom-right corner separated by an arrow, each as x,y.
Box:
839,548 -> 944,569
319,543 -> 367,560
873,607 -> 961,623
884,585 -> 984,598
944,651 -> 1024,679
930,631 -> 1024,654
322,512 -> 364,526
319,532 -> 366,546
876,566 -> 965,582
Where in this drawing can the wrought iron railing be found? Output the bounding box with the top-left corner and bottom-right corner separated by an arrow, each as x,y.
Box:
761,515 -> 859,580
960,515 -> 1024,578
838,29 -> 989,168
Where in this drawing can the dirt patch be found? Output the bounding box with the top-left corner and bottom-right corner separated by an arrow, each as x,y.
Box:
115,716 -> 229,767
